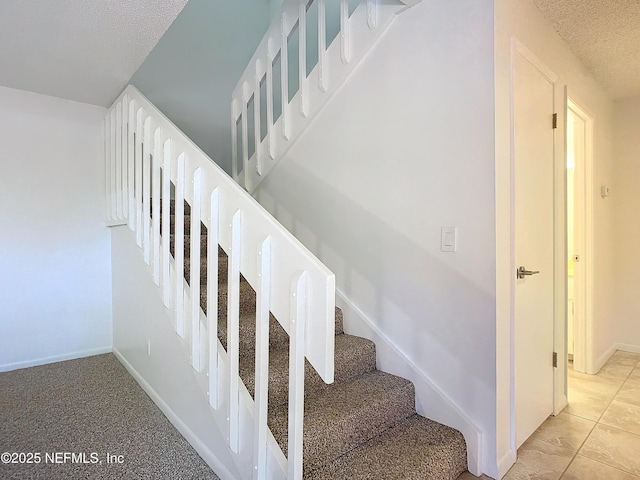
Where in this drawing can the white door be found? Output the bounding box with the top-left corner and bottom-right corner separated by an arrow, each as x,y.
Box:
514,49 -> 556,448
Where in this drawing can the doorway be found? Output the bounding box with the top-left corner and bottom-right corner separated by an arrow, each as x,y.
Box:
565,95 -> 594,375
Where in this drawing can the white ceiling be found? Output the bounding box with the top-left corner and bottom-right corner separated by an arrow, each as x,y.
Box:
0,0 -> 637,106
532,0 -> 640,100
0,0 -> 189,107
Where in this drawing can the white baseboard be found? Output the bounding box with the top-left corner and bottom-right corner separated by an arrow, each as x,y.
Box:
616,343 -> 640,355
0,346 -> 112,373
591,343 -> 640,375
112,348 -> 237,480
335,289 -> 484,476
592,345 -> 617,374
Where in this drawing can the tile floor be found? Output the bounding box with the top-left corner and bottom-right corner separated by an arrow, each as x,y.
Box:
458,350 -> 640,480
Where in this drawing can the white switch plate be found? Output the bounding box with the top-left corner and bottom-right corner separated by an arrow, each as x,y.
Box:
441,227 -> 457,252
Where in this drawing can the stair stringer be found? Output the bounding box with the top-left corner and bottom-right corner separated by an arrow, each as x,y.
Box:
335,289 -> 484,477
233,0 -> 422,193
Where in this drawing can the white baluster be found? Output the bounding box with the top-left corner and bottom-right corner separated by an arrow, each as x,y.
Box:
115,102 -> 123,220
127,100 -> 136,230
299,1 -> 309,117
175,153 -> 186,338
191,168 -> 202,371
231,99 -> 239,180
367,0 -> 377,29
288,271 -> 307,480
281,12 -> 290,140
254,61 -> 263,175
135,108 -> 143,246
318,0 -> 328,92
241,85 -> 250,178
161,139 -> 172,308
266,39 -> 275,159
208,188 -> 220,409
253,236 -> 272,480
228,210 -> 242,453
340,0 -> 351,63
152,127 -> 162,285
143,116 -> 152,265
122,95 -> 129,220
109,110 -> 117,222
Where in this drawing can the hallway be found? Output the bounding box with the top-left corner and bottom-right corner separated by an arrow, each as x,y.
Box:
458,350 -> 640,479
507,350 -> 640,479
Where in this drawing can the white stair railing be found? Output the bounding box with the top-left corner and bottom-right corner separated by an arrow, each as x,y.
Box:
104,85 -> 336,480
231,0 -> 421,192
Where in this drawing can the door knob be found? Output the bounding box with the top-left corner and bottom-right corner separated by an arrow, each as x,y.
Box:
517,266 -> 540,279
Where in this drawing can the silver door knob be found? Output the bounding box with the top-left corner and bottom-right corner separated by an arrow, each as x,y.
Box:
517,266 -> 540,279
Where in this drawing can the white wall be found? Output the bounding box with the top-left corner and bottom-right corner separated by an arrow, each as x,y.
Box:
0,86 -> 112,371
255,0 -> 497,475
495,0 -> 616,476
612,95 -> 640,351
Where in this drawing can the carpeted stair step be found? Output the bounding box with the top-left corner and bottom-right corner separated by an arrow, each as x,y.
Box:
216,306 -> 344,360
268,370 -> 416,475
305,414 -> 467,480
170,234 -> 207,258
184,255 -> 227,286
169,215 -> 191,235
200,277 -> 257,317
150,199 -> 191,216
239,333 -> 377,408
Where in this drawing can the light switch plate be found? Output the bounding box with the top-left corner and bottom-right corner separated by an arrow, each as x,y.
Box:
441,227 -> 457,252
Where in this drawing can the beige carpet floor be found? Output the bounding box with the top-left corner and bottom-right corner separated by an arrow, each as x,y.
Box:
0,353 -> 220,480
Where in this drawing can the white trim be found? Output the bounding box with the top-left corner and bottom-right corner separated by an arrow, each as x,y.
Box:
593,345 -> 617,374
565,91 -> 596,376
588,344 -> 640,374
335,289 -> 484,476
616,343 -> 640,355
512,38 -> 558,83
0,346 -> 112,373
112,348 -> 238,480
496,448 -> 517,480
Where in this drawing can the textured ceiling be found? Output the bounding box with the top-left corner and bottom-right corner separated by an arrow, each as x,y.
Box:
0,0 -> 189,107
533,0 -> 640,100
0,1 -> 637,106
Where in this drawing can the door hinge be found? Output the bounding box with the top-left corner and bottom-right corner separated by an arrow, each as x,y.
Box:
552,113 -> 558,129
553,352 -> 558,368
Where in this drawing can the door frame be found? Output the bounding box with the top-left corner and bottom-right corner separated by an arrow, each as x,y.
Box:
508,38 -> 567,453
565,91 -> 595,375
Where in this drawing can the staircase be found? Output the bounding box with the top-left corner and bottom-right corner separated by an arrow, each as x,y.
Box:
168,199 -> 467,479
104,0 -> 475,473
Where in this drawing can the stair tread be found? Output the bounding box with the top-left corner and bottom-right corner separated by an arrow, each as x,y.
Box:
239,333 -> 376,407
216,306 -> 344,360
268,370 -> 416,473
305,414 -> 467,480
201,277 -> 256,316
